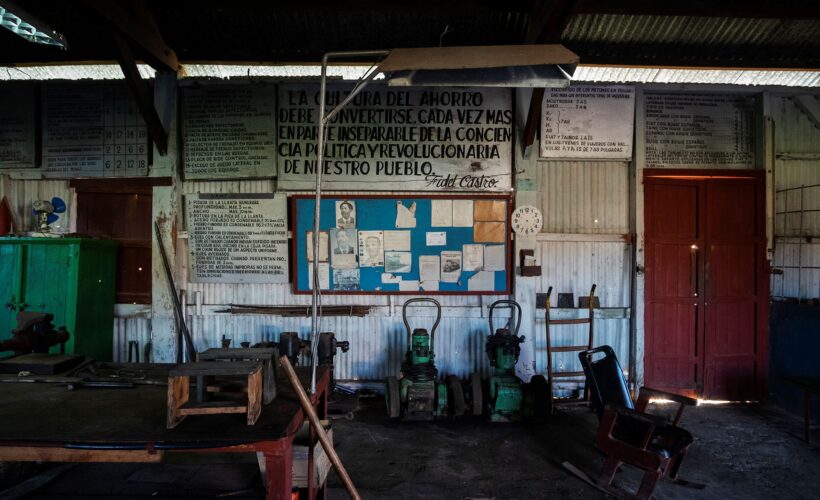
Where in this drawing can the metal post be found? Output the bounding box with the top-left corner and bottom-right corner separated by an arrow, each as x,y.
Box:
309,50 -> 390,394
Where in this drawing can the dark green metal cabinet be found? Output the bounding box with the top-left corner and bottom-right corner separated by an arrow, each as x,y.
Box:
0,237 -> 117,361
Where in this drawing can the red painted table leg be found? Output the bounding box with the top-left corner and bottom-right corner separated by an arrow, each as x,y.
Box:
263,447 -> 293,500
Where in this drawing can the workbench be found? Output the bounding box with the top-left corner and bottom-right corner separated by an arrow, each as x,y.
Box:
0,363 -> 330,500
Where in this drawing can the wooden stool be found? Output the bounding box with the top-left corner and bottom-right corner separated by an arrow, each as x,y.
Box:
198,347 -> 278,404
167,361 -> 263,429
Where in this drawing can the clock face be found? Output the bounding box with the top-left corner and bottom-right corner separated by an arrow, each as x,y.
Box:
511,205 -> 543,235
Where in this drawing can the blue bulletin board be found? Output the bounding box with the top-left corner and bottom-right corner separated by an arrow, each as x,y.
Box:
291,195 -> 511,294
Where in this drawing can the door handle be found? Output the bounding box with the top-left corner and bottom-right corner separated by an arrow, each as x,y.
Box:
690,244 -> 699,297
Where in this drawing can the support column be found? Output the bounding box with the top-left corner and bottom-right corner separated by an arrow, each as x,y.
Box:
151,71 -> 181,362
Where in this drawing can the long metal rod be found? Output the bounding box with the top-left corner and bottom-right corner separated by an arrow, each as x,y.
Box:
309,50 -> 390,394
154,221 -> 196,361
280,356 -> 361,499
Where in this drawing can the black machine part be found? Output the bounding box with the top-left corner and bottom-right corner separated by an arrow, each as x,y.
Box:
402,298 -> 442,356
317,332 -> 350,367
0,312 -> 70,354
486,300 -> 526,367
278,332 -> 305,365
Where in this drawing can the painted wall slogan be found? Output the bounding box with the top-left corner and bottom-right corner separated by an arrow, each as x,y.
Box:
182,84 -> 276,179
644,93 -> 755,168
42,84 -> 149,178
0,85 -> 36,168
187,193 -> 288,283
540,85 -> 634,159
277,84 -> 512,191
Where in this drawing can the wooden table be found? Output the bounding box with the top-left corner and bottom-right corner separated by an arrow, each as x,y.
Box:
0,363 -> 329,500
783,376 -> 820,443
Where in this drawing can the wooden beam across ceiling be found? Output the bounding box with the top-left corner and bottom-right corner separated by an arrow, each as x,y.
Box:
112,32 -> 168,155
522,0 -> 581,153
81,0 -> 179,72
576,0 -> 820,20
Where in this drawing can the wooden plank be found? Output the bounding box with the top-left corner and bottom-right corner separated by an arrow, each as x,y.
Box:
550,345 -> 590,352
179,404 -> 248,416
551,371 -> 585,378
199,348 -> 277,360
247,366 -> 263,425
166,374 -> 188,429
0,447 -> 163,463
112,31 -> 169,156
170,361 -> 262,377
69,177 -> 173,193
550,318 -> 591,325
82,0 -> 180,72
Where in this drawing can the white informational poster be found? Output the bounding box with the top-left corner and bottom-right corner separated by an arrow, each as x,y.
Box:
277,84 -> 512,191
182,84 -> 276,179
187,194 -> 288,283
42,84 -> 149,178
540,85 -> 635,159
0,85 -> 36,168
644,93 -> 755,168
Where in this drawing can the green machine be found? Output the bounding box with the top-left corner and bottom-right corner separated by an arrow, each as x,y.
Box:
385,298 -> 465,420
476,299 -> 549,422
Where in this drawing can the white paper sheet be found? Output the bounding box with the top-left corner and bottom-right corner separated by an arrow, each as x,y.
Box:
381,273 -> 402,284
484,244 -> 506,271
399,280 -> 420,291
431,199 -> 453,227
468,270 -> 494,291
306,231 -> 329,262
384,230 -> 411,251
426,231 -> 446,246
463,244 -> 484,272
420,280 -> 440,291
419,255 -> 441,282
307,262 -> 330,289
452,200 -> 474,227
440,251 -> 462,283
395,201 -> 417,228
330,228 -> 357,269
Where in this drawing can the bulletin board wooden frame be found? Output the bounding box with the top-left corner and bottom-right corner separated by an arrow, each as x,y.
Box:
291,194 -> 512,295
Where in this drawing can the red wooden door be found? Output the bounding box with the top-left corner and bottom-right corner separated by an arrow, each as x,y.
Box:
644,171 -> 767,401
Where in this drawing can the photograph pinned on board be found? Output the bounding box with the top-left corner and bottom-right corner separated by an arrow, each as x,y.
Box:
330,228 -> 358,269
333,268 -> 360,290
306,231 -> 329,262
336,200 -> 356,228
441,250 -> 462,283
358,230 -> 385,267
385,251 -> 412,273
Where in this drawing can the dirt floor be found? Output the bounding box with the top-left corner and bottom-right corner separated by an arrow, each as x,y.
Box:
3,396 -> 818,499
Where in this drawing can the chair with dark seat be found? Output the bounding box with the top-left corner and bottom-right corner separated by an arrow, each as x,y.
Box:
579,345 -> 698,499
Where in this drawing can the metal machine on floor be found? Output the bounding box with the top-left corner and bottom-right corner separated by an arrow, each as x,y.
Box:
474,299 -> 549,422
385,298 -> 465,420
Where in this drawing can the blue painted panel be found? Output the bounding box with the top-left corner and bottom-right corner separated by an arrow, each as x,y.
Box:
769,302 -> 820,424
293,196 -> 509,293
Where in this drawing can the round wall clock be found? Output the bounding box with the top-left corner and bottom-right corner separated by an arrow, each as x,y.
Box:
511,205 -> 543,236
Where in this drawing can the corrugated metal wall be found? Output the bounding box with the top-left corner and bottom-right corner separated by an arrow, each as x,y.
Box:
175,178 -> 505,380
533,159 -> 633,384
1,179 -> 73,232
771,95 -> 820,300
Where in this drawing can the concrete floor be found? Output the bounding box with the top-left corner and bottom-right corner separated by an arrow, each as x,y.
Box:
3,397 -> 818,499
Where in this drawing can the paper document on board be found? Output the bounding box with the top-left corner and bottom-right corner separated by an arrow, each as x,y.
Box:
431,199 -> 453,227
419,256 -> 440,282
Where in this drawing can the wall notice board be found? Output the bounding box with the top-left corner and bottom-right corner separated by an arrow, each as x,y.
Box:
291,195 -> 511,294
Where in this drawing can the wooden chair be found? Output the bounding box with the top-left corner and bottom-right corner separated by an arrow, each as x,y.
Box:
579,346 -> 698,499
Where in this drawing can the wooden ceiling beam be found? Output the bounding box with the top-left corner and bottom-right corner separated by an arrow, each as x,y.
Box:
82,0 -> 179,73
576,0 -> 820,20
112,32 -> 168,155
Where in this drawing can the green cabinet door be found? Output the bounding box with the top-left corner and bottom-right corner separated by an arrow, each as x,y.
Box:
0,243 -> 23,340
21,242 -> 76,353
